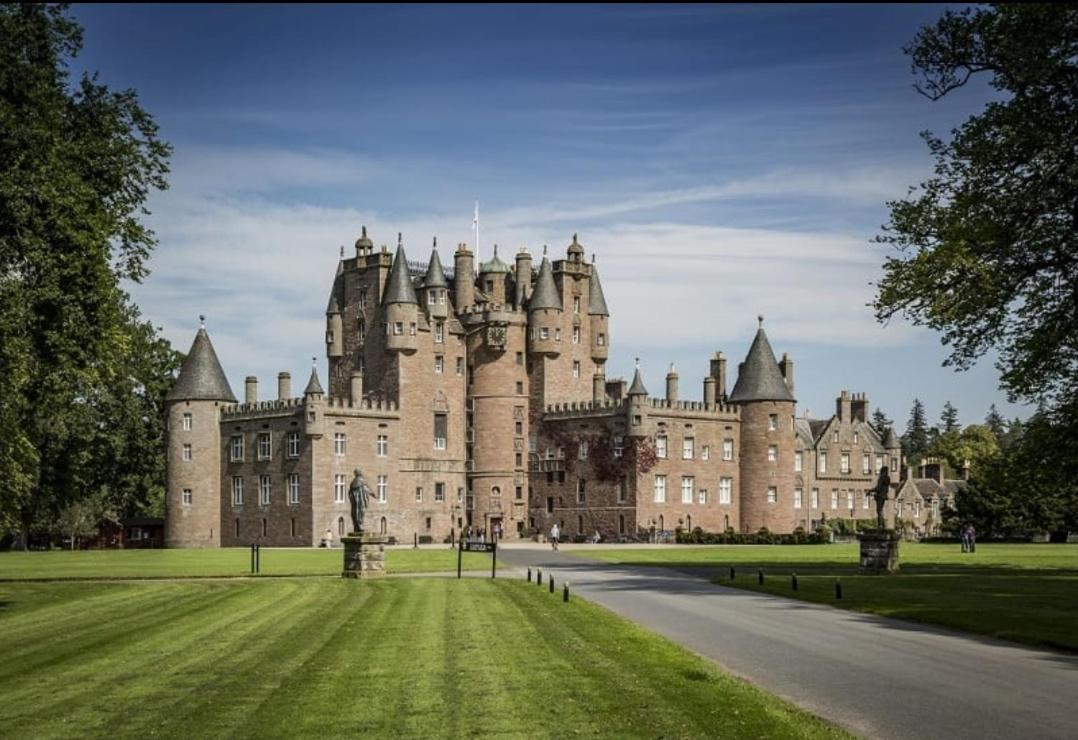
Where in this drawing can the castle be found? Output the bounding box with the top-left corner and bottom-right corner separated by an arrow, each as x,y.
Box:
165,230 -> 946,548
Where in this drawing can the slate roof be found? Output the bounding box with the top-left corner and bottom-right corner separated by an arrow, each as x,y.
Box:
588,264 -> 609,316
882,426 -> 900,448
383,244 -> 419,305
627,366 -> 649,396
479,246 -> 511,274
914,479 -> 943,497
304,367 -> 324,396
728,325 -> 795,403
528,257 -> 562,311
794,418 -> 816,447
423,248 -> 448,288
808,419 -> 830,441
166,328 -> 237,403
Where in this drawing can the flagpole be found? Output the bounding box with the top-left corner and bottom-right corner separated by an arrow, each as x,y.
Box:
473,200 -> 479,257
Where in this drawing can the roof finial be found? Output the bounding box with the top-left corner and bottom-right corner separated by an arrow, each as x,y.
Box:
339,245 -> 344,258
758,314 -> 764,328
433,236 -> 437,248
199,314 -> 205,328
493,244 -> 499,258
572,232 -> 579,244
397,232 -> 402,248
362,225 -> 367,238
591,253 -> 596,263
635,357 -> 640,369
669,362 -> 676,373
311,356 -> 317,367
543,244 -> 548,256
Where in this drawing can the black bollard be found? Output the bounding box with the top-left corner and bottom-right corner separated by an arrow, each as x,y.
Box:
729,566 -> 735,580
563,582 -> 569,602
527,567 -> 532,583
792,573 -> 798,591
835,579 -> 843,600
757,569 -> 764,585
549,574 -> 555,593
255,544 -> 260,573
414,532 -> 418,549
250,543 -> 255,574
536,568 -> 542,586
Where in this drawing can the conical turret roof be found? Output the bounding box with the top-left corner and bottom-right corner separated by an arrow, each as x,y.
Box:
166,327 -> 237,402
528,257 -> 561,311
588,263 -> 609,316
383,244 -> 418,305
628,366 -> 648,396
304,366 -> 324,396
423,246 -> 448,288
728,321 -> 795,403
882,426 -> 900,448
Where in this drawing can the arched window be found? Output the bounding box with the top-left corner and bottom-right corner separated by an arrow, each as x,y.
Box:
658,514 -> 665,532
379,517 -> 387,535
491,486 -> 501,497
686,514 -> 692,532
338,517 -> 344,536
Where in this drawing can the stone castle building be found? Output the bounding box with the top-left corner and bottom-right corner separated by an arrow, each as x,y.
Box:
165,230 -> 937,548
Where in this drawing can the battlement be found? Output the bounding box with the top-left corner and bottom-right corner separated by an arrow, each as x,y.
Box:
647,397 -> 741,418
457,301 -> 524,317
220,395 -> 399,421
542,398 -> 625,419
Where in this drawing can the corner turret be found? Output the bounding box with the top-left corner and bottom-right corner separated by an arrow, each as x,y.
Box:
588,256 -> 609,363
423,238 -> 449,320
384,238 -> 419,354
528,254 -> 562,356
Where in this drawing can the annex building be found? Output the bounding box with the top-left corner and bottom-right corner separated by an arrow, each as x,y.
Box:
164,230 -> 954,547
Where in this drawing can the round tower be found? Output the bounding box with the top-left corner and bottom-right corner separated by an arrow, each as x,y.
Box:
527,253 -> 562,357
384,238 -> 419,354
454,243 -> 475,311
625,361 -> 650,435
514,248 -> 532,309
588,257 -> 609,364
423,239 -> 449,320
729,318 -> 797,534
478,245 -> 511,305
165,319 -> 237,548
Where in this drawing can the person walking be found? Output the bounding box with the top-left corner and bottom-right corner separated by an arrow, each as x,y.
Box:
968,524 -> 977,553
550,523 -> 560,551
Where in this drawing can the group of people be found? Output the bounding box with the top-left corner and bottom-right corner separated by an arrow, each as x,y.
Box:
960,524 -> 978,553
546,524 -> 601,550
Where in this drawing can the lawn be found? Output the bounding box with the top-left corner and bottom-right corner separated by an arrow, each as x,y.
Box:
573,543 -> 1078,652
0,547 -> 495,580
0,578 -> 847,739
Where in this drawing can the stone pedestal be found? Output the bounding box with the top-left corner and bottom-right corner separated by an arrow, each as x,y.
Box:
858,530 -> 900,574
341,532 -> 388,579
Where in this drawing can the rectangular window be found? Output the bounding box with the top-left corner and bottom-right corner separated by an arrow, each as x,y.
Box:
232,477 -> 244,506
853,431 -> 859,445
862,453 -> 871,475
287,432 -> 300,458
701,445 -> 710,461
719,477 -> 732,504
572,327 -> 580,344
578,439 -> 588,460
456,357 -> 464,375
577,479 -> 586,504
514,421 -> 523,435
434,322 -> 443,342
377,435 -> 388,457
435,482 -> 445,502
723,439 -> 734,461
768,444 -> 777,462
698,488 -> 706,504
794,488 -> 803,509
876,454 -> 884,473
819,452 -> 828,474
598,333 -> 606,345
260,475 -> 271,505
288,474 -> 299,504
811,488 -> 819,508
377,475 -> 388,503
555,328 -> 561,341
613,436 -> 624,458
573,296 -> 581,314
416,487 -> 423,503
683,437 -> 694,460
334,432 -> 346,457
656,436 -> 668,459
831,489 -> 838,510
794,451 -> 802,472
617,478 -> 627,503
572,360 -> 580,379
768,414 -> 778,431
434,413 -> 447,450
435,355 -> 444,374
182,488 -> 192,505
863,491 -> 871,509
516,381 -> 524,394
183,443 -> 192,461
182,413 -> 192,431
654,475 -> 667,503
540,327 -> 549,340
230,435 -> 244,462
847,491 -> 854,511
767,486 -> 777,504
357,320 -> 366,342
334,474 -> 346,503
393,322 -> 403,335
409,323 -> 416,336
681,476 -> 694,504
833,431 -> 840,443
841,453 -> 850,474
258,433 -> 271,460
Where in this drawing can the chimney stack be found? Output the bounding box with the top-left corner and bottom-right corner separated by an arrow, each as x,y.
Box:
245,376 -> 258,404
350,371 -> 364,403
277,372 -> 291,400
710,352 -> 727,398
665,364 -> 678,403
703,376 -> 717,407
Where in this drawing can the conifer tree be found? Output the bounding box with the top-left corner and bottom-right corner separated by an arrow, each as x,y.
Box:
940,401 -> 960,434
902,399 -> 930,465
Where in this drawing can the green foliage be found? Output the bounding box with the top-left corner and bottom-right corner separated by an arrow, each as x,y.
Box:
870,408 -> 892,438
985,404 -> 1007,442
902,398 -> 930,465
676,527 -> 829,545
928,423 -> 1000,479
939,401 -> 959,434
0,5 -> 176,540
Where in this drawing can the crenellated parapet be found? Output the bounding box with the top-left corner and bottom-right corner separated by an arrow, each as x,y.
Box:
221,395 -> 400,421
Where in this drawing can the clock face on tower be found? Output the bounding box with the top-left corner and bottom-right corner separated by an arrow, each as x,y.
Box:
486,325 -> 507,348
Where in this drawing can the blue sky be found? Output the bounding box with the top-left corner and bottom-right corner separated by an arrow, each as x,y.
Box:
72,3 -> 1025,428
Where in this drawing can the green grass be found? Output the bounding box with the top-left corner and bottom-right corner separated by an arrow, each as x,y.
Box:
0,547 -> 495,580
574,543 -> 1078,652
0,578 -> 847,739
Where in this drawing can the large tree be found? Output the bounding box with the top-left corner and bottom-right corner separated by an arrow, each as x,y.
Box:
902,398 -> 930,465
875,4 -> 1078,410
0,5 -> 174,544
939,401 -> 960,435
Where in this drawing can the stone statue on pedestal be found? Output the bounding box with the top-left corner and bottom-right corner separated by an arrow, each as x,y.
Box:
348,469 -> 371,534
870,466 -> 891,530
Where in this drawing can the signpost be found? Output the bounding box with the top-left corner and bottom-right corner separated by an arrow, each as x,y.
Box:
457,537 -> 497,579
